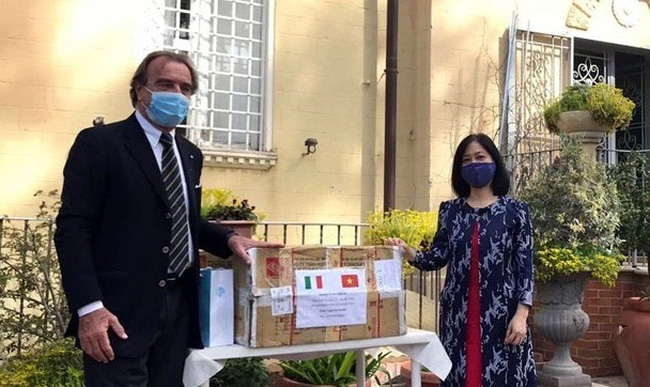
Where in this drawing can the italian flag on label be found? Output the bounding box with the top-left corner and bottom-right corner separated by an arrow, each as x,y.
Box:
295,269 -> 366,294
304,275 -> 323,290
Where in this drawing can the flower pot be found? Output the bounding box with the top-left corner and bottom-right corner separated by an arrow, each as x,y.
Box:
535,272 -> 592,386
614,297 -> 650,387
399,360 -> 440,387
277,375 -> 371,387
556,110 -> 609,160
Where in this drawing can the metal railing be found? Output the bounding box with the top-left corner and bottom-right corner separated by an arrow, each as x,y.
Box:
0,217 -> 443,357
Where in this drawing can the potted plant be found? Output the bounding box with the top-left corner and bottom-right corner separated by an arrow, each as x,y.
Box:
278,350 -> 391,387
201,188 -> 261,238
543,83 -> 634,135
363,209 -> 438,278
209,357 -> 269,387
200,188 -> 262,267
614,286 -> 650,387
610,151 -> 650,260
610,151 -> 650,387
518,135 -> 624,385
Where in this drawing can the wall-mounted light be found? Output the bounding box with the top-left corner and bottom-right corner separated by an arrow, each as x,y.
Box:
93,116 -> 104,127
302,138 -> 318,156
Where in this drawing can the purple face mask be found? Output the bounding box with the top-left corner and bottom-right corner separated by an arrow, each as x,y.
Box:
461,162 -> 496,188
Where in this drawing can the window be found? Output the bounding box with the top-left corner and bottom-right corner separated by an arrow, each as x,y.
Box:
156,0 -> 276,168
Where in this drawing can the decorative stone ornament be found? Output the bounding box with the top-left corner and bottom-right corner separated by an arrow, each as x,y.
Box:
566,0 -> 601,30
612,0 -> 641,28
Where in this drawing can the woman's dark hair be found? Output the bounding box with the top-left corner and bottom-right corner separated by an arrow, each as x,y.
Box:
451,133 -> 510,198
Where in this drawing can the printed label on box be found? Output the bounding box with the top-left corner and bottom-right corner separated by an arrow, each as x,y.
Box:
295,268 -> 367,328
374,258 -> 402,294
270,286 -> 293,316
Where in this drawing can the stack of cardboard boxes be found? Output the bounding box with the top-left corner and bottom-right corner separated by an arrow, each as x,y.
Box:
231,246 -> 406,348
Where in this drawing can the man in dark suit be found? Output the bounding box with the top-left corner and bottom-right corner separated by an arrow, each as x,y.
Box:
54,50 -> 282,387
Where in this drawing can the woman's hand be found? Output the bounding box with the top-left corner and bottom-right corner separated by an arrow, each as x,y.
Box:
504,304 -> 530,346
384,237 -> 416,262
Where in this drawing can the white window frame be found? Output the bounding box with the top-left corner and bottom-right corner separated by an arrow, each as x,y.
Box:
144,0 -> 276,170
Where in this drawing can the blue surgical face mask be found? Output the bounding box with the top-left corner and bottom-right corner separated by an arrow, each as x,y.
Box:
144,88 -> 190,128
461,162 -> 496,188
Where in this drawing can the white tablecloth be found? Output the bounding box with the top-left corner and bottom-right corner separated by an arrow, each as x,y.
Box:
183,327 -> 451,387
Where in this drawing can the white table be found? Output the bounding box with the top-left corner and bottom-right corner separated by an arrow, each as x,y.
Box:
183,328 -> 451,387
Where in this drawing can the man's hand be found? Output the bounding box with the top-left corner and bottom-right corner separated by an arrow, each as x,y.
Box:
78,308 -> 128,363
504,304 -> 529,346
227,235 -> 284,265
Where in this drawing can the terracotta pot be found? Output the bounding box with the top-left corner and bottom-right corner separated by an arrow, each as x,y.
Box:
399,360 -> 441,387
614,297 -> 650,387
278,375 -> 371,387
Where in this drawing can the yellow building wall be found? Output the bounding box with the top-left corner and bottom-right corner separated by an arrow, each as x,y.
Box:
0,0 -> 137,215
3,0 -> 650,222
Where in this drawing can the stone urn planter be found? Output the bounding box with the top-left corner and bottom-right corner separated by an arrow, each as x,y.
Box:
614,297 -> 650,387
535,272 -> 592,386
556,110 -> 609,160
399,360 -> 440,387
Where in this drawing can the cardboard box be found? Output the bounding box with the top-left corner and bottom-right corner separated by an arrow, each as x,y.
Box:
233,246 -> 406,348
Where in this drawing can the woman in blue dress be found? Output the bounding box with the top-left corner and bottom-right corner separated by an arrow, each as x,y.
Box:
387,133 -> 536,386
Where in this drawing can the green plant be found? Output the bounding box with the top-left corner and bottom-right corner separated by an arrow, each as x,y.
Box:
518,136 -> 623,286
0,190 -> 69,358
364,209 -> 438,277
201,188 -> 260,221
0,338 -> 83,387
609,151 -> 650,254
543,83 -> 635,134
279,350 -> 391,387
210,357 -> 269,387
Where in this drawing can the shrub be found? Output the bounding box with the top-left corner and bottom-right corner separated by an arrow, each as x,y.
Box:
0,338 -> 83,387
364,209 -> 438,277
518,136 -> 622,285
609,151 -> 650,254
0,190 -> 69,358
210,357 -> 268,387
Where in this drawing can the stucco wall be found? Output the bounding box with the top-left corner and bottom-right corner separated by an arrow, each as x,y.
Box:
3,0 -> 650,222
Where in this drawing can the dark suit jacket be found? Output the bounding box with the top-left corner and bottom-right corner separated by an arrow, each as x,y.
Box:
54,113 -> 233,356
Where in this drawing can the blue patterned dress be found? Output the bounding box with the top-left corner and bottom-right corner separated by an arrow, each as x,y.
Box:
411,196 -> 537,386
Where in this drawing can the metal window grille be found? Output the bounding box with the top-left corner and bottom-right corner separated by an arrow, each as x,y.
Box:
161,0 -> 265,151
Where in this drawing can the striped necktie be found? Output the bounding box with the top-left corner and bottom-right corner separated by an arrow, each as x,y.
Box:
159,132 -> 191,277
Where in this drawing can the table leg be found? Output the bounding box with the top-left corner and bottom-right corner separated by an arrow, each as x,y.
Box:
356,350 -> 366,387
411,359 -> 422,386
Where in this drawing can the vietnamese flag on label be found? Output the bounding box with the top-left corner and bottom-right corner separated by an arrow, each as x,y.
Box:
341,274 -> 359,288
304,275 -> 323,290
